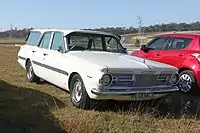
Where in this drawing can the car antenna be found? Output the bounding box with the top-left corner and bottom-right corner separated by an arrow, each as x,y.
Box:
143,58 -> 146,63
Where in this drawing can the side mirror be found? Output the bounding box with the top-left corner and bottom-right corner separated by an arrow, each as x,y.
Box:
140,45 -> 146,51
57,46 -> 64,53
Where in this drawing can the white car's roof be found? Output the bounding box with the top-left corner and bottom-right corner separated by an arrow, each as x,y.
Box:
31,28 -> 117,37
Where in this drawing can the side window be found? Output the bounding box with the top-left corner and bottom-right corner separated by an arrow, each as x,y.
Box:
69,35 -> 89,49
39,32 -> 52,49
105,37 -> 119,52
51,32 -> 65,50
26,31 -> 41,46
166,37 -> 193,50
91,37 -> 103,50
146,37 -> 170,50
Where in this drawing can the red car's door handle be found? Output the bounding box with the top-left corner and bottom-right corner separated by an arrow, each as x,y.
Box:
179,53 -> 184,56
156,53 -> 160,56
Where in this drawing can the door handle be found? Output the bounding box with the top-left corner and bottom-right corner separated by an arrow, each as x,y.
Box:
156,53 -> 160,56
43,53 -> 48,56
179,53 -> 184,56
32,50 -> 36,53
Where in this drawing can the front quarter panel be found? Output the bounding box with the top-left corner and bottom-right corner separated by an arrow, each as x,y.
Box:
72,68 -> 105,99
60,54 -> 106,98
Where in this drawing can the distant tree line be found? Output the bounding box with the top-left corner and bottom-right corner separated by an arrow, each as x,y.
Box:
0,21 -> 200,39
0,28 -> 33,39
84,21 -> 200,35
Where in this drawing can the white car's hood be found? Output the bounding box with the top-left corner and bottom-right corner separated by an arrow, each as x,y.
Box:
68,51 -> 178,73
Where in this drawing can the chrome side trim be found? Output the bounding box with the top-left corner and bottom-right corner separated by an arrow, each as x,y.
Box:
91,86 -> 179,95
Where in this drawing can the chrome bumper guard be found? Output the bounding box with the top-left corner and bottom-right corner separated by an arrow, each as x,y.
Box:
91,86 -> 179,95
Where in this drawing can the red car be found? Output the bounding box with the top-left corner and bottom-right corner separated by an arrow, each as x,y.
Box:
131,33 -> 200,94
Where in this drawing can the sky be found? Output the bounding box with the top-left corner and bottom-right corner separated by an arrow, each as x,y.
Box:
0,0 -> 199,30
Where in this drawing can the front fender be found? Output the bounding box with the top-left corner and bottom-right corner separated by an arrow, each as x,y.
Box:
67,68 -> 105,99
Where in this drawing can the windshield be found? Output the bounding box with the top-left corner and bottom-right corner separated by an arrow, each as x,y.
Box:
66,33 -> 127,53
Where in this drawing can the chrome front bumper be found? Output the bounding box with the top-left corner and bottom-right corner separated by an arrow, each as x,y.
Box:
91,85 -> 179,95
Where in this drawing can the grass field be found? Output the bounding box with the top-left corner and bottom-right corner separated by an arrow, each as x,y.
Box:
1,46 -> 200,133
0,38 -> 25,44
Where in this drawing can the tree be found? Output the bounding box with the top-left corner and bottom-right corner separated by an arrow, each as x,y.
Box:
0,21 -> 200,40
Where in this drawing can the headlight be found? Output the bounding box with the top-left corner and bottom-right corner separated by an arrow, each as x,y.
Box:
99,74 -> 113,87
170,73 -> 179,85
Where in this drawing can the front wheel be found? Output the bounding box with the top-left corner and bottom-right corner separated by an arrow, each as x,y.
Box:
178,70 -> 199,95
70,74 -> 95,109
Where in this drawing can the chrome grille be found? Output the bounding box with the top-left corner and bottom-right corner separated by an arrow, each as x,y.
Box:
111,74 -> 135,87
110,74 -> 172,87
133,74 -> 172,87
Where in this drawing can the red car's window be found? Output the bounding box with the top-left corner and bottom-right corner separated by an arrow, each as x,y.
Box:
146,37 -> 170,50
166,37 -> 193,50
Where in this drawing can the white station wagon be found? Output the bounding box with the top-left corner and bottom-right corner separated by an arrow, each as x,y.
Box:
17,29 -> 180,109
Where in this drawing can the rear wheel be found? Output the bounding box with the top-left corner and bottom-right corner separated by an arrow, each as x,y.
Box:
178,70 -> 199,95
70,74 -> 96,109
26,60 -> 40,83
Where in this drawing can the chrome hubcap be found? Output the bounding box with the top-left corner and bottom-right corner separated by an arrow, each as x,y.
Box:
179,74 -> 193,92
27,64 -> 33,80
72,80 -> 83,103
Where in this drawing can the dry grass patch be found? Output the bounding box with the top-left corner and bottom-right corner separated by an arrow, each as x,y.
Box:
1,46 -> 200,133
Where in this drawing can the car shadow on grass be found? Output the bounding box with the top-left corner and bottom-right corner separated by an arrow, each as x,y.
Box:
32,80 -> 200,119
93,92 -> 200,119
0,80 -> 67,133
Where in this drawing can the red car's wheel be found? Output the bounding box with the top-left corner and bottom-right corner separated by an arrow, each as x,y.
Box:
178,70 -> 199,95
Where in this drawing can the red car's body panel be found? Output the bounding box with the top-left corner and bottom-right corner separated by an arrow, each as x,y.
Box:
131,33 -> 200,87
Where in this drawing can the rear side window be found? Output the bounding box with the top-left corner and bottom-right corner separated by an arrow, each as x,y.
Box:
26,31 -> 41,46
166,37 -> 193,50
39,32 -> 52,49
